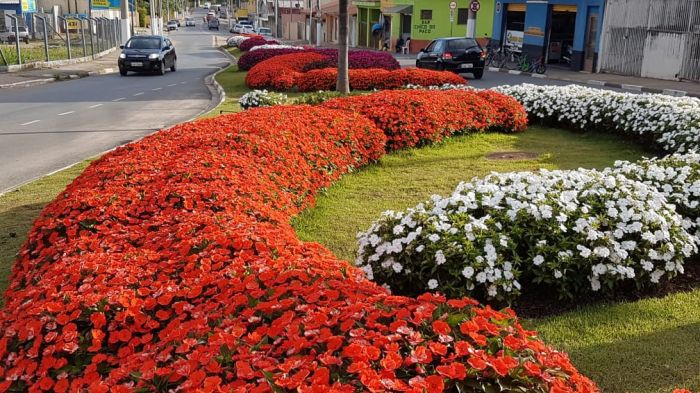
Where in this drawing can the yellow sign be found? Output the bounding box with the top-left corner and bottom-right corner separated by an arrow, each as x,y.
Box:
525,26 -> 545,37
67,19 -> 80,29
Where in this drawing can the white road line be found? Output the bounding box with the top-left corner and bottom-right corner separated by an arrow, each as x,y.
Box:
112,97 -> 125,102
89,103 -> 103,109
57,111 -> 75,116
152,87 -> 162,91
180,81 -> 186,84
133,92 -> 144,96
20,120 -> 40,126
167,83 -> 177,87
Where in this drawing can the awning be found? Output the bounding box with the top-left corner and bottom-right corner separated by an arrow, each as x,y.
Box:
382,4 -> 412,14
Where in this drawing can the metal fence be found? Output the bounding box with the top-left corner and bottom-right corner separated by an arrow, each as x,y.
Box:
599,0 -> 700,81
0,14 -> 122,67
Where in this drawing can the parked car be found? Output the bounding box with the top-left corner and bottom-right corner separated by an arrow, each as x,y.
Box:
166,20 -> 178,31
118,35 -> 177,76
208,18 -> 220,30
185,17 -> 195,27
255,27 -> 272,37
416,37 -> 486,79
1,26 -> 29,44
231,23 -> 253,34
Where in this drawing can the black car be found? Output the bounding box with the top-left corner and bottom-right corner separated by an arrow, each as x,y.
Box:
118,35 -> 177,76
416,37 -> 486,79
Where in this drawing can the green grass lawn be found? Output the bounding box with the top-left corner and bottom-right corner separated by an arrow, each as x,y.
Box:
291,127 -> 700,393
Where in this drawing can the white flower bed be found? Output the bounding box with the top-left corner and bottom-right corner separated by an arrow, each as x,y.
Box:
608,153 -> 700,237
494,84 -> 700,153
249,44 -> 303,52
239,89 -> 288,109
356,168 -> 697,302
226,35 -> 249,48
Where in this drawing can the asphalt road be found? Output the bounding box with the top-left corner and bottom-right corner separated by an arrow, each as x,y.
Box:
0,12 -> 230,194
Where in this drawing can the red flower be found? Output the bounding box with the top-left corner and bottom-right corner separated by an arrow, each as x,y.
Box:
436,362 -> 467,380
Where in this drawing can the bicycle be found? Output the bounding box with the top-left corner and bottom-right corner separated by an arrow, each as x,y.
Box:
500,47 -> 521,70
484,42 -> 504,67
517,54 -> 547,74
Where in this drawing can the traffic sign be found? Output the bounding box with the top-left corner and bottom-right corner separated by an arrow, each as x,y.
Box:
470,0 -> 480,12
449,1 -> 457,10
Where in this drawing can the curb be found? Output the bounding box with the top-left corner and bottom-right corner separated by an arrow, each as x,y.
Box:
486,66 -> 698,98
197,47 -> 235,118
0,66 -> 117,88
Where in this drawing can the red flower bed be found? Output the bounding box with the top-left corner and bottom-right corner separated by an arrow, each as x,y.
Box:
0,92 -> 596,392
238,48 -> 400,72
237,48 -> 305,71
245,52 -> 327,90
296,67 -> 466,92
322,89 -> 526,150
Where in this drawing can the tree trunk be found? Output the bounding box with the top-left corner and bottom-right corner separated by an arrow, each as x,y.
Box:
336,0 -> 350,94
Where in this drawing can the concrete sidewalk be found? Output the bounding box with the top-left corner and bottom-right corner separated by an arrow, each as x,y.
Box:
0,49 -> 119,89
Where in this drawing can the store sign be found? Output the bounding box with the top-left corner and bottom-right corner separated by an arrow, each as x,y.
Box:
91,0 -> 120,10
20,0 -> 36,12
67,18 -> 80,29
505,30 -> 523,50
525,26 -> 545,37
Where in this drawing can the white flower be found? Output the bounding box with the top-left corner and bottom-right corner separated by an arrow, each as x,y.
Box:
392,262 -> 403,273
533,255 -> 545,266
428,234 -> 440,242
427,279 -> 439,290
462,266 -> 475,278
435,250 -> 446,265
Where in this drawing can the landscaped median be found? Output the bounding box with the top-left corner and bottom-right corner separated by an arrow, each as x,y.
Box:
0,90 -> 602,392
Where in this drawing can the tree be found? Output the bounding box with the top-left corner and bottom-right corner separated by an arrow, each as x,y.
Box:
336,0 -> 349,94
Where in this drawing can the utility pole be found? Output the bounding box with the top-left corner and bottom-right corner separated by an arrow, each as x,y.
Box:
120,0 -> 131,42
274,0 -> 279,38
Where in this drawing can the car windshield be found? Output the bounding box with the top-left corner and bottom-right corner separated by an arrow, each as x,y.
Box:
258,28 -> 270,33
169,20 -> 177,24
126,37 -> 161,49
447,38 -> 479,51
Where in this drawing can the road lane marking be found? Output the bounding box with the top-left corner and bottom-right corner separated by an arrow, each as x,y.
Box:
89,104 -> 103,109
57,111 -> 74,116
20,120 -> 40,126
167,83 -> 177,87
152,87 -> 162,91
180,82 -> 186,84
112,97 -> 125,102
133,92 -> 144,96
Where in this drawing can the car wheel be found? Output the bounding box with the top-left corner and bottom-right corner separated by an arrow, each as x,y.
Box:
170,60 -> 177,72
119,68 -> 127,76
473,69 -> 484,80
159,61 -> 166,75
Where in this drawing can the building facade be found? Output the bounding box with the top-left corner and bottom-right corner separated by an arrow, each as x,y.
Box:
351,0 -> 495,53
409,0 -> 494,52
492,0 -> 604,71
598,0 -> 700,82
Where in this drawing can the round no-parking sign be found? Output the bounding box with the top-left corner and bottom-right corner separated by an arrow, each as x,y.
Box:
470,0 -> 481,12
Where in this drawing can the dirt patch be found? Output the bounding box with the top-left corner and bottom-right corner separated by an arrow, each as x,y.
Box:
486,151 -> 539,160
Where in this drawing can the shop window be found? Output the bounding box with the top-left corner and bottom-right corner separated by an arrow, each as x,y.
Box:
505,10 -> 525,31
457,8 -> 468,25
420,9 -> 432,20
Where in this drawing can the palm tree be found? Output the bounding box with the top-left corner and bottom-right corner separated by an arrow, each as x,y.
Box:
336,0 -> 349,94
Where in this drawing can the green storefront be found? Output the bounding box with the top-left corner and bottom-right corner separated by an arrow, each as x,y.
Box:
354,0 -> 494,52
410,0 -> 495,51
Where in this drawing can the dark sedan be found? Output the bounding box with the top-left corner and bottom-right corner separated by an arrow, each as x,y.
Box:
118,35 -> 177,76
416,37 -> 486,79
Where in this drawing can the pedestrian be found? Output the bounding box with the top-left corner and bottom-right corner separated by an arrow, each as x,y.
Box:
382,37 -> 390,51
395,37 -> 404,53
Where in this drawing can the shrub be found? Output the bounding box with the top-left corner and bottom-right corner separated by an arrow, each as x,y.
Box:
322,89 -> 526,150
296,67 -> 467,92
249,44 -> 303,52
238,36 -> 276,52
226,35 -> 249,48
609,153 -> 700,238
245,52 -> 327,90
237,48 -> 306,71
0,99 -> 598,392
239,89 -> 288,109
293,90 -> 347,105
495,84 -> 700,153
357,169 -> 697,303
301,50 -> 401,71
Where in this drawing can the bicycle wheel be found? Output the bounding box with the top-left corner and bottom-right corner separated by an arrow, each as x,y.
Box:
504,53 -> 519,70
535,63 -> 547,74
